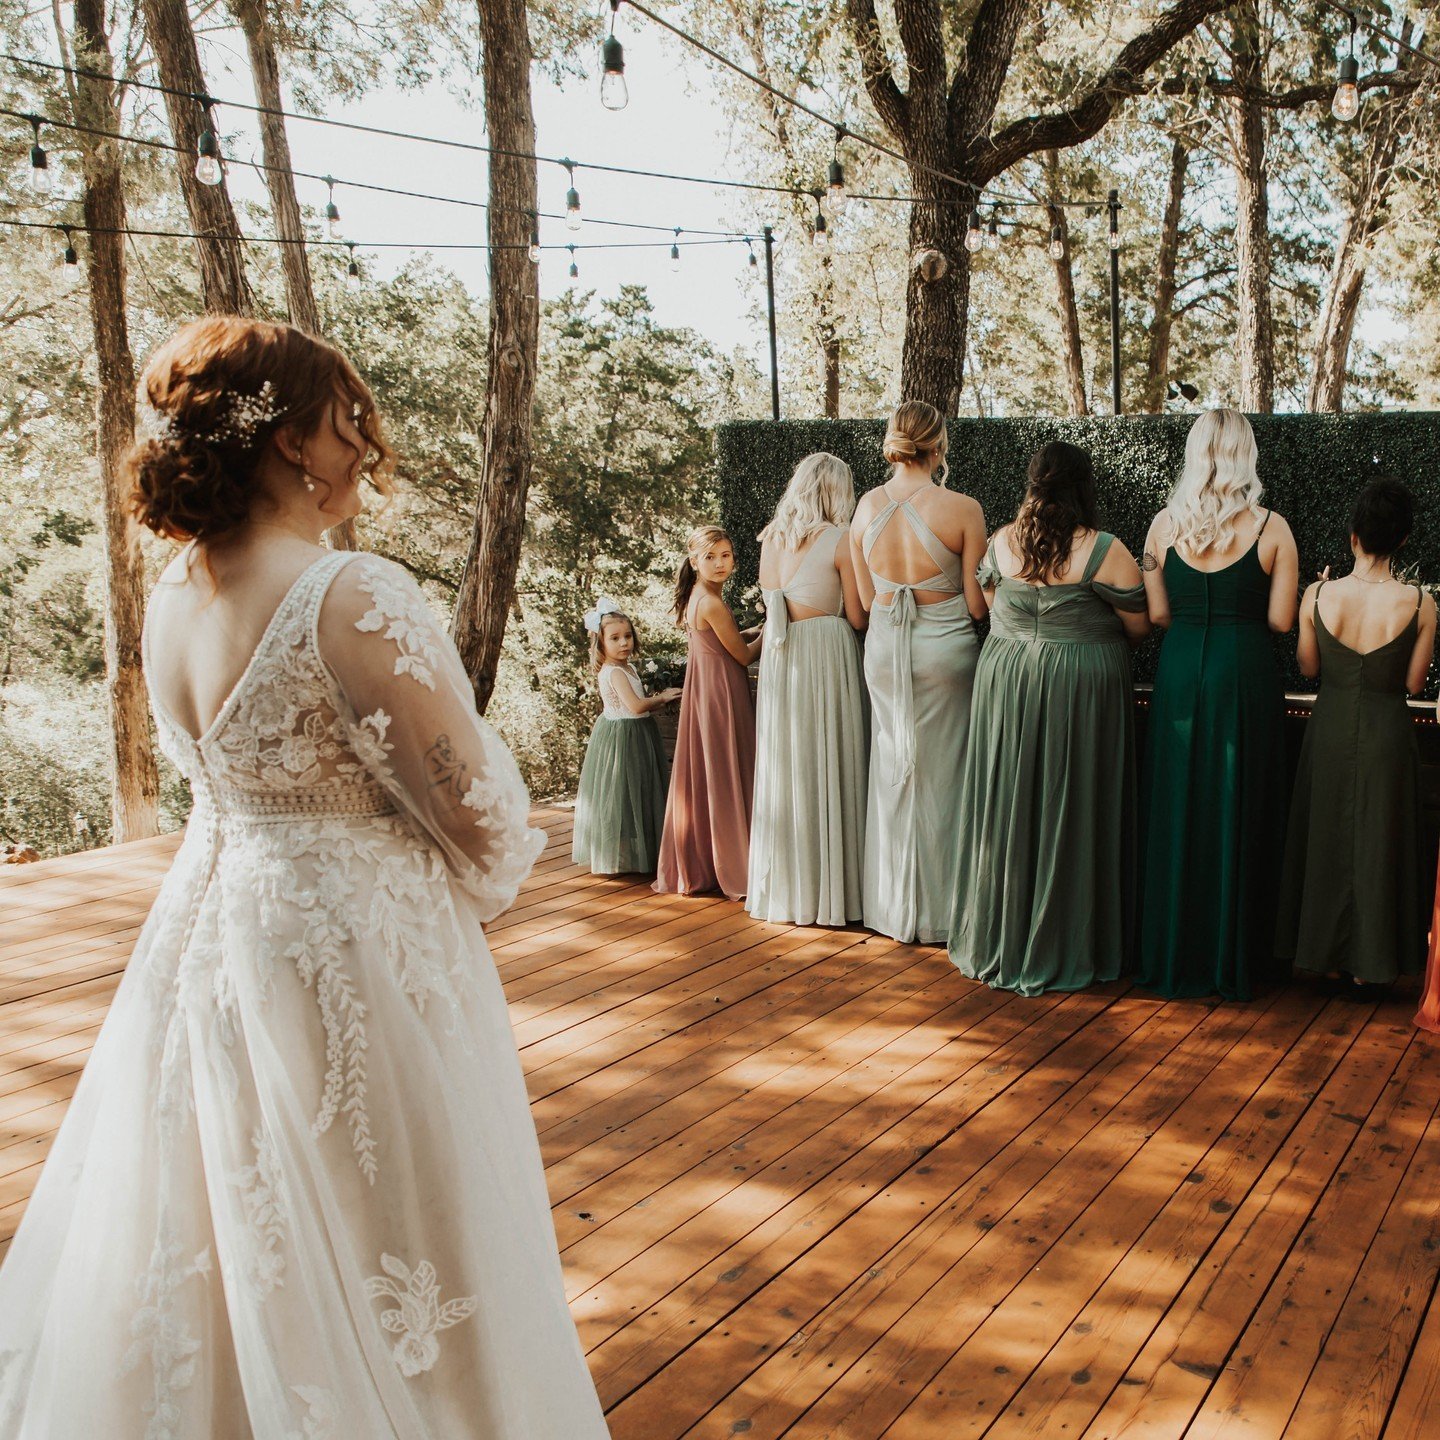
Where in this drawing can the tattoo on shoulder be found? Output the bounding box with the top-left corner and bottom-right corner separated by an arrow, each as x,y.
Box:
1142,550 -> 1159,573
424,734 -> 471,811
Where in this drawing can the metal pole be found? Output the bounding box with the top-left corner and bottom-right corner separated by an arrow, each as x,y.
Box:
763,224 -> 780,420
1107,188 -> 1122,416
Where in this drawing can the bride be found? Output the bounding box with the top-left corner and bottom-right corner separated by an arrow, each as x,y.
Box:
0,318 -> 610,1438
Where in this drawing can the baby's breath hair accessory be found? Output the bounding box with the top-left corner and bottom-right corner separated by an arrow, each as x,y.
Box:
138,380 -> 286,450
583,596 -> 624,633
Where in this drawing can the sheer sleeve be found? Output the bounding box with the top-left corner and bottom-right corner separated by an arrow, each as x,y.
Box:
318,554 -> 545,921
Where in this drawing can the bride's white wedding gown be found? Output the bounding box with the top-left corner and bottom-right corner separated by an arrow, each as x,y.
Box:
0,550 -> 611,1439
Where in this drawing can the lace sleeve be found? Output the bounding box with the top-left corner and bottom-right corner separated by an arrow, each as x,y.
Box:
317,555 -> 545,921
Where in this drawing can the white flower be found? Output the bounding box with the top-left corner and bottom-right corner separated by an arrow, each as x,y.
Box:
365,1253 -> 477,1379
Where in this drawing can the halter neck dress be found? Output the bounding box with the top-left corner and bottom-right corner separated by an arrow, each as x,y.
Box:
1138,515 -> 1286,1000
859,489 -> 979,945
747,525 -> 868,926
1278,582 -> 1426,984
949,533 -> 1147,995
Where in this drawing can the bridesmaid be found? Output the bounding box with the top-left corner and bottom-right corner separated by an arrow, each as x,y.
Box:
654,525 -> 760,900
851,401 -> 988,944
1278,480 -> 1436,998
1138,409 -> 1298,1000
748,453 -> 868,926
949,441 -> 1150,995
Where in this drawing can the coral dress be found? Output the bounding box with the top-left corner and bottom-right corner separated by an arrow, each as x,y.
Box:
0,551 -> 609,1439
1416,860 -> 1440,1033
654,622 -> 756,900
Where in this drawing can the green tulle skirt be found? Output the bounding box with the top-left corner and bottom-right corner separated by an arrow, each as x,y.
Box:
572,715 -> 670,875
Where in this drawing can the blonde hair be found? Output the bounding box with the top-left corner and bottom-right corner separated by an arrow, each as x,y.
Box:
589,611 -> 639,672
758,452 -> 855,551
1167,408 -> 1265,555
882,400 -> 948,484
672,524 -> 731,623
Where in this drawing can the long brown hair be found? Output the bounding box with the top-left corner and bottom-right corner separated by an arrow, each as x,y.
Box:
127,316 -> 394,543
672,524 -> 730,623
1011,441 -> 1099,582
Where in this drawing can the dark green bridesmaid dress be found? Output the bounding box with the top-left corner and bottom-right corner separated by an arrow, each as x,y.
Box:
1275,585 -> 1426,983
1138,517 -> 1285,1000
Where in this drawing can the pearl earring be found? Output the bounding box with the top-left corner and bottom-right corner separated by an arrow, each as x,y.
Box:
303,475 -> 316,492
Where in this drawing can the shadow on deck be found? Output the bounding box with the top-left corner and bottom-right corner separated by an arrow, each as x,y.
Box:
3,810 -> 1439,1438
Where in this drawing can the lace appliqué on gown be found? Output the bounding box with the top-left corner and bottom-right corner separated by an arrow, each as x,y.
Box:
365,1253 -> 479,1378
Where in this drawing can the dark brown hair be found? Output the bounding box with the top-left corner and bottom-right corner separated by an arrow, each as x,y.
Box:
127,316 -> 394,543
1011,441 -> 1099,582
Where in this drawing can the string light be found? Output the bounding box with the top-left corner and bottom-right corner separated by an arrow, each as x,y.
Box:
1049,224 -> 1065,261
568,243 -> 578,278
1108,202 -> 1121,251
564,161 -> 582,231
965,210 -> 983,254
828,128 -> 847,214
811,194 -> 828,250
670,227 -> 681,271
58,223 -> 77,270
601,0 -> 629,111
746,237 -> 758,268
345,241 -> 359,291
1333,10 -> 1362,121
195,101 -> 223,186
27,114 -> 48,194
323,176 -> 341,240
985,211 -> 1000,252
528,212 -> 541,263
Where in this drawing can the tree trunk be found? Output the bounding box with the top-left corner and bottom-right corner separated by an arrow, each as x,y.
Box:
71,0 -> 161,841
230,0 -> 356,550
1308,102 -> 1407,412
1143,138 -> 1190,413
449,0 -> 539,712
823,334 -> 841,418
902,182 -> 970,416
1229,9 -> 1273,411
140,0 -> 252,314
1044,153 -> 1087,417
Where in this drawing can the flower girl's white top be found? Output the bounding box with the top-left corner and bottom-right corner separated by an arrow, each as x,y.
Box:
0,549 -> 610,1439
598,662 -> 646,720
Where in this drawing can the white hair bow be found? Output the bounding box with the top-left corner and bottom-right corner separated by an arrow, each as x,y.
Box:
583,596 -> 624,633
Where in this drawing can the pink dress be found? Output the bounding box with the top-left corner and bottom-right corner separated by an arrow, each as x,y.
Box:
654,625 -> 756,899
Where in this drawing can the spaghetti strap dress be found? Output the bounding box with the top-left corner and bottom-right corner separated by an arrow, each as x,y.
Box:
653,618 -> 756,900
1138,514 -> 1287,1000
1277,584 -> 1426,984
860,495 -> 979,944
747,527 -> 868,925
949,534 -> 1147,996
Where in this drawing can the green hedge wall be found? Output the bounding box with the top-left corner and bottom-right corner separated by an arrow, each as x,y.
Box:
715,414 -> 1440,695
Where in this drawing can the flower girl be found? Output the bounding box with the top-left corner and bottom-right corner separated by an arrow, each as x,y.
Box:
572,601 -> 680,875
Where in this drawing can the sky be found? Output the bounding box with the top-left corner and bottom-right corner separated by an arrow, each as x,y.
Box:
201,16 -> 771,359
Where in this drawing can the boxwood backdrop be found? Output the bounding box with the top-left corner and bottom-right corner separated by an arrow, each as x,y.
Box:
715,414 -> 1440,694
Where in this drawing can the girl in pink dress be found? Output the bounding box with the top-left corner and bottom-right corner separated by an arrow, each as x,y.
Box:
654,525 -> 761,900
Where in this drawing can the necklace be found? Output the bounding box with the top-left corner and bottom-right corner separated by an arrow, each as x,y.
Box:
1352,567 -> 1394,585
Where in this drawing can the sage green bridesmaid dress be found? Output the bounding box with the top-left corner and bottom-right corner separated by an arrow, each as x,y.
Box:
1138,518 -> 1286,1000
1276,584 -> 1426,983
948,533 -> 1146,995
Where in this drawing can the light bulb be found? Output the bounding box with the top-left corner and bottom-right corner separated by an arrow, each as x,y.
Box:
60,235 -> 78,270
670,243 -> 681,272
1332,56 -> 1361,121
748,248 -> 758,268
964,213 -> 983,254
196,124 -> 222,186
528,238 -> 541,263
565,184 -> 582,231
1108,229 -> 1121,252
346,246 -> 360,292
828,158 -> 847,214
601,35 -> 628,111
985,216 -> 1000,252
569,260 -> 579,279
30,144 -> 50,194
1049,224 -> 1065,262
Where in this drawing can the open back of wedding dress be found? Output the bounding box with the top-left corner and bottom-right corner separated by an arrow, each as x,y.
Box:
0,549 -> 610,1439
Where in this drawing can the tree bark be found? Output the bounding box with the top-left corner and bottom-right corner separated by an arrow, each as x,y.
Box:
822,333 -> 841,418
449,0 -> 539,712
1142,137 -> 1190,413
140,0 -> 252,314
1045,153 -> 1086,416
71,0 -> 161,841
1229,6 -> 1273,411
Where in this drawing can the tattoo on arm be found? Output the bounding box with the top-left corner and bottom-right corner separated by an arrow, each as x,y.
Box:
1142,550 -> 1159,573
424,734 -> 471,812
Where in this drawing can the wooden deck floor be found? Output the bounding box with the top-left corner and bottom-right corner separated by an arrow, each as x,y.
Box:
3,810 -> 1440,1438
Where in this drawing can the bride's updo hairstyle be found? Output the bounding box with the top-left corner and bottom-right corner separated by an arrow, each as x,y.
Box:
882,400 -> 948,484
128,316 -> 393,542
1012,440 -> 1100,583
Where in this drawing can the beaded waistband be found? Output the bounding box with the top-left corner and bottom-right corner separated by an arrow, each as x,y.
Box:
192,783 -> 397,826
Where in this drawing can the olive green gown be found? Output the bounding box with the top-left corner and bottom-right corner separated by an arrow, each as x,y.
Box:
948,534 -> 1147,996
1137,528 -> 1286,1000
1276,585 -> 1426,983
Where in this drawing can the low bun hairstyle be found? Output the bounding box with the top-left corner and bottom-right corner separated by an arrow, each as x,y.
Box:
882,400 -> 948,481
1011,441 -> 1099,583
127,316 -> 394,543
1351,478 -> 1414,559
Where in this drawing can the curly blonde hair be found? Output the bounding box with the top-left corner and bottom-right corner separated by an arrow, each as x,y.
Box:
1167,408 -> 1264,555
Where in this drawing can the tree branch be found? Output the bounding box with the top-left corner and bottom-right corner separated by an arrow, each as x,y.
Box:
1205,70 -> 1417,110
844,0 -> 908,141
948,0 -> 1026,139
972,0 -> 1233,181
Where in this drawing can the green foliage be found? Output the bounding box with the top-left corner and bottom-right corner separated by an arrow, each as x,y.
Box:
716,413 -> 1440,693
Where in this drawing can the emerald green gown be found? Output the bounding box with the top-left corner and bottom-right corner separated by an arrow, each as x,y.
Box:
1275,586 -> 1426,983
1137,525 -> 1285,1000
948,534 -> 1147,996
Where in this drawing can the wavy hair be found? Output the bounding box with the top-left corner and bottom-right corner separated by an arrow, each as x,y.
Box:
672,524 -> 731,624
1011,441 -> 1099,583
757,452 -> 855,551
882,401 -> 948,485
1167,408 -> 1264,555
588,612 -> 640,672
